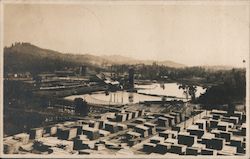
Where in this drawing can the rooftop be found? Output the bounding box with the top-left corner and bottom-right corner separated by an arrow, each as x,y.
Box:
187,125 -> 200,130
202,132 -> 215,139
82,126 -> 99,132
144,122 -> 156,127
135,125 -> 149,130
163,114 -> 175,119
127,131 -> 141,137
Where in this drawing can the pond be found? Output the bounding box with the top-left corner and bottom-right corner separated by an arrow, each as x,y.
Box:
135,83 -> 205,98
64,83 -> 206,105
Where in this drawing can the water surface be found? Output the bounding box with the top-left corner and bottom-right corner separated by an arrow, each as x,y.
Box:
65,83 -> 206,105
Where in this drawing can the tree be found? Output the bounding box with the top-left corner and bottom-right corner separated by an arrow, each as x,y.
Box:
74,98 -> 88,116
161,96 -> 167,106
197,69 -> 246,111
178,84 -> 197,102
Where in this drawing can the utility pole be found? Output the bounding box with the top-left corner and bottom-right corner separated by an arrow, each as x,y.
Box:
184,88 -> 189,130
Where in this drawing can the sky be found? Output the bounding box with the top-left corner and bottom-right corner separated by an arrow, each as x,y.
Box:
3,2 -> 250,67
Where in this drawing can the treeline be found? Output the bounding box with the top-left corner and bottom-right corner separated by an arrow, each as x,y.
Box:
109,63 -> 239,85
197,68 -> 246,107
4,50 -> 79,74
111,64 -> 246,107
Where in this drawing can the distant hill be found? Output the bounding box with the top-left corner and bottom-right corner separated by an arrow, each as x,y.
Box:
101,55 -> 137,65
4,42 -> 186,74
5,43 -> 89,74
201,65 -> 235,71
101,55 -> 186,68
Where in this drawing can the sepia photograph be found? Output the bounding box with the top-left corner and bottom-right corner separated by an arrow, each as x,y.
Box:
0,0 -> 249,158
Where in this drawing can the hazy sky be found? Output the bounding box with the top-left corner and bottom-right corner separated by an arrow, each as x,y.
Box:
3,2 -> 250,66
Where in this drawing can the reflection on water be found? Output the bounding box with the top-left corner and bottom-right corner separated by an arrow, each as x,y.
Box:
90,91 -> 161,104
65,83 -> 206,105
160,83 -> 165,90
135,83 -> 205,98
